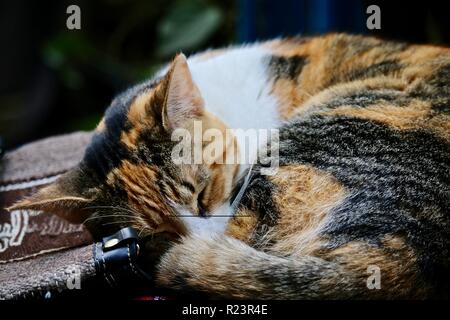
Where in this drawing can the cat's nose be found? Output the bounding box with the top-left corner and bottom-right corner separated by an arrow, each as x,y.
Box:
198,205 -> 207,217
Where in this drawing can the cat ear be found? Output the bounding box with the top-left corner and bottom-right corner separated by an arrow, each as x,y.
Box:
161,53 -> 205,130
6,169 -> 93,224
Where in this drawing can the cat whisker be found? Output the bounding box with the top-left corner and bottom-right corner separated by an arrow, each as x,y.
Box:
84,205 -> 141,216
101,220 -> 139,227
138,226 -> 152,238
231,162 -> 254,211
83,213 -> 133,224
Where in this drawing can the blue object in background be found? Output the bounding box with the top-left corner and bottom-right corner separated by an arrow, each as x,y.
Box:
237,0 -> 367,43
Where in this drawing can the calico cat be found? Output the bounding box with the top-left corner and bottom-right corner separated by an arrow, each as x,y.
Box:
9,34 -> 450,299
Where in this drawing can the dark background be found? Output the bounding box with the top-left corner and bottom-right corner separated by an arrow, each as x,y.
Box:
1,0 -> 449,151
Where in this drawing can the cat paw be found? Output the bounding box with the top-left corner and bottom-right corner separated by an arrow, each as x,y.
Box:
138,232 -> 179,275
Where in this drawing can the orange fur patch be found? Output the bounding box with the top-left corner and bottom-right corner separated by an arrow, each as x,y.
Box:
267,165 -> 347,255
225,208 -> 259,243
267,34 -> 450,122
322,235 -> 425,298
120,89 -> 156,149
323,101 -> 430,130
107,160 -> 176,233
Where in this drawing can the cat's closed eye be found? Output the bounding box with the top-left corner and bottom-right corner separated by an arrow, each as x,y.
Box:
180,179 -> 207,216
181,181 -> 196,194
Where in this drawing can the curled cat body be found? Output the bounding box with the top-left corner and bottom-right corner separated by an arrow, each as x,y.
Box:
10,34 -> 450,299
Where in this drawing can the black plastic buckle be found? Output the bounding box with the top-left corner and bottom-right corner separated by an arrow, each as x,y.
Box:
93,227 -> 152,288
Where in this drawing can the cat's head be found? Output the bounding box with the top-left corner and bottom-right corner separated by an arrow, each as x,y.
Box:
8,54 -> 240,238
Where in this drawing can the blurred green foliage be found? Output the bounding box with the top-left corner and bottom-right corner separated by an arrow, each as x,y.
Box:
0,0 -> 234,149
156,0 -> 223,57
36,0 -> 234,133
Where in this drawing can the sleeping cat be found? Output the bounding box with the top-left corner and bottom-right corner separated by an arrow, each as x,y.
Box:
9,34 -> 450,299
